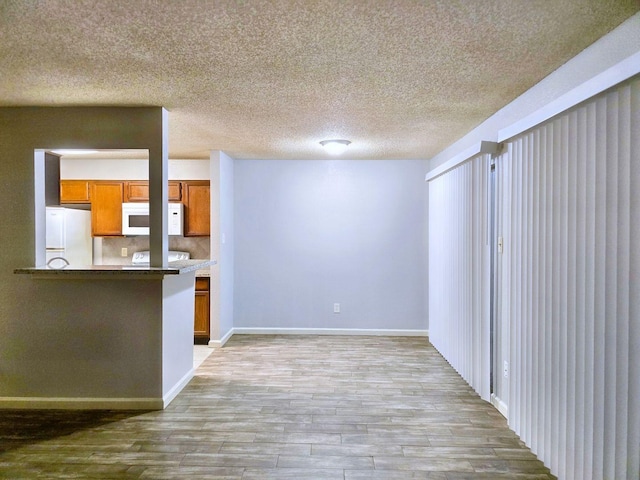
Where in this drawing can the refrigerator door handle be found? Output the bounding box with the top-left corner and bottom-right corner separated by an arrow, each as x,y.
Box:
46,256 -> 70,269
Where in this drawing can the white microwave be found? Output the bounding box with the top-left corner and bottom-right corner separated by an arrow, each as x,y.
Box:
122,203 -> 183,236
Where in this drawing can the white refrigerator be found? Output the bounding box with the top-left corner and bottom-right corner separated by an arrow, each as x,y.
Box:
46,207 -> 92,267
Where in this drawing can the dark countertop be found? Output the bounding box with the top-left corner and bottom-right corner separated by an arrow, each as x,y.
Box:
195,267 -> 211,277
14,259 -> 217,279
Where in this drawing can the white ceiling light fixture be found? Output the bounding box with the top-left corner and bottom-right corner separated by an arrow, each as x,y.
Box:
320,139 -> 351,156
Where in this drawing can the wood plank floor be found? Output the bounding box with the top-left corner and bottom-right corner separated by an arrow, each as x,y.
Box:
0,335 -> 555,479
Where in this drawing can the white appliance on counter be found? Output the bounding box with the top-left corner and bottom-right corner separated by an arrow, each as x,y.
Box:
45,207 -> 93,267
131,250 -> 190,265
122,202 -> 183,236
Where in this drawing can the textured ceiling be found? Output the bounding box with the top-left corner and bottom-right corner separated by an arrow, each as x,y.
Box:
0,0 -> 638,160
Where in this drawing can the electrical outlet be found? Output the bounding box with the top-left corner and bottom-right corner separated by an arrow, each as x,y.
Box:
503,361 -> 509,378
121,247 -> 128,257
333,303 -> 340,314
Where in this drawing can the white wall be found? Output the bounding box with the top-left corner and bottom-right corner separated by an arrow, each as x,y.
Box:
233,159 -> 428,332
61,158 -> 210,180
219,152 -> 235,340
209,151 -> 235,344
429,12 -> 640,170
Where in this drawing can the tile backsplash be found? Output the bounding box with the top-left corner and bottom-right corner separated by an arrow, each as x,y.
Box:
100,236 -> 210,265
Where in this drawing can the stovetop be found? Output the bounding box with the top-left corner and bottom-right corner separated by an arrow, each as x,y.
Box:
131,250 -> 190,265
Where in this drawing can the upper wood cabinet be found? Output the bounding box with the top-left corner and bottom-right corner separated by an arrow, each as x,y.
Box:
60,179 -> 209,237
169,182 -> 183,202
123,181 -> 182,202
183,181 -> 210,236
60,180 -> 91,203
90,182 -> 123,237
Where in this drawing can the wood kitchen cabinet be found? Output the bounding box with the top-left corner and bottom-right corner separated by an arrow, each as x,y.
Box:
90,181 -> 123,236
60,178 -> 209,237
60,180 -> 91,203
123,181 -> 182,202
183,181 -> 210,236
194,277 -> 210,344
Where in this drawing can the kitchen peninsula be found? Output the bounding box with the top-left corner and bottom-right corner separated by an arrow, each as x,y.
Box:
14,259 -> 215,410
0,106 -> 216,411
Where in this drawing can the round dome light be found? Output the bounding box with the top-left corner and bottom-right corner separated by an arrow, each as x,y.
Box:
319,139 -> 351,155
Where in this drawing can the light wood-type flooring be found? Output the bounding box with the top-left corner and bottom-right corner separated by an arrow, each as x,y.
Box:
0,335 -> 555,479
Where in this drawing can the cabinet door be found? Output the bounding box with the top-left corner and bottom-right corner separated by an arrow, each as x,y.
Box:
60,180 -> 91,203
194,278 -> 210,343
124,181 -> 182,202
168,181 -> 182,202
123,181 -> 149,202
91,182 -> 123,236
184,181 -> 210,236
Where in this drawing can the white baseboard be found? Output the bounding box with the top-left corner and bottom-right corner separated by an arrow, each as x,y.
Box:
162,368 -> 194,408
230,327 -> 429,337
491,393 -> 508,419
209,328 -> 234,348
0,396 -> 164,410
208,328 -> 429,348
0,370 -> 195,411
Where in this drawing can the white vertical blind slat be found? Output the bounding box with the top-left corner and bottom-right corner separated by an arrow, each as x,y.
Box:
558,116 -> 569,478
543,123 -> 553,464
628,78 -> 640,480
615,84 -> 630,480
530,128 -> 540,455
566,109 -> 578,478
523,132 -> 531,445
603,90 -> 618,480
549,118 -> 558,473
592,94 -> 607,478
583,99 -> 597,480
574,105 -> 587,480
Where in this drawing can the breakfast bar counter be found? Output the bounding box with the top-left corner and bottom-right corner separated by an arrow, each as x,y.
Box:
15,259 -> 216,278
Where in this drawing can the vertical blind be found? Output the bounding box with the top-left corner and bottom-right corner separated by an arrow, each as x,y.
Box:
428,153 -> 491,401
497,76 -> 639,479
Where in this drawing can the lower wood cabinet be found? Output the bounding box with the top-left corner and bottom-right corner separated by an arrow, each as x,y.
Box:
194,277 -> 210,344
